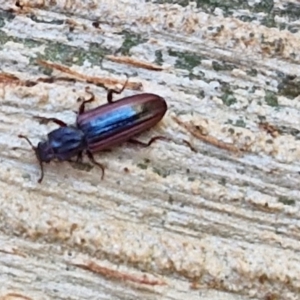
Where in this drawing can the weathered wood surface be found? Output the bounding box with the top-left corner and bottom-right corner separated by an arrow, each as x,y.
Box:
0,1 -> 300,299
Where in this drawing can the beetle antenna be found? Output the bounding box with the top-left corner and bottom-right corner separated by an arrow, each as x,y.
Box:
18,134 -> 44,183
18,134 -> 35,149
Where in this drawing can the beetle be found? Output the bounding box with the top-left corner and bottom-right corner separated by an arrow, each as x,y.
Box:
18,77 -> 169,183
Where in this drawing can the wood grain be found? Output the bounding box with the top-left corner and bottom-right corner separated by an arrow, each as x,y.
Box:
0,1 -> 300,299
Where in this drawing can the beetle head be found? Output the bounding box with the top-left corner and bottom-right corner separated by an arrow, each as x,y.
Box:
36,141 -> 55,163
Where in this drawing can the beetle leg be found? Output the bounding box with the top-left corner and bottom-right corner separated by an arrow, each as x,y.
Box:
182,140 -> 197,152
129,137 -> 197,152
78,87 -> 95,114
107,74 -> 129,103
86,150 -> 105,180
33,116 -> 67,127
76,151 -> 83,163
128,136 -> 171,147
18,134 -> 45,183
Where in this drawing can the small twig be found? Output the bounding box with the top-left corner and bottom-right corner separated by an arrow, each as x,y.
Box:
105,55 -> 164,71
37,60 -> 143,91
173,116 -> 241,154
70,260 -> 166,286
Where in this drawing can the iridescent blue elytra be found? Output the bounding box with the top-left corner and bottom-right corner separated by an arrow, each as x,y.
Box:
18,81 -> 168,183
80,105 -> 143,141
77,94 -> 167,152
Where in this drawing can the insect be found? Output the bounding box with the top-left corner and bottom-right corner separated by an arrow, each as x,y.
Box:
19,77 -> 169,183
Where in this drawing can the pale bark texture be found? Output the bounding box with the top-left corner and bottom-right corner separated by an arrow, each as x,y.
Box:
0,1 -> 299,299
